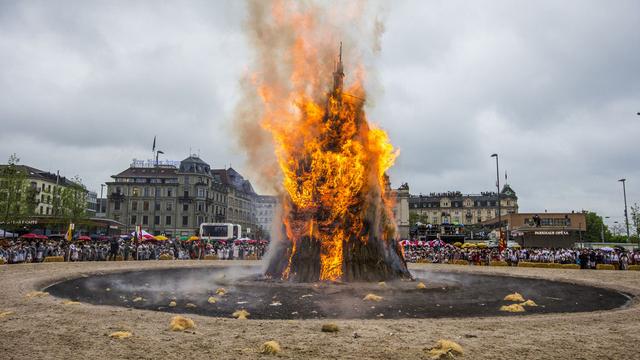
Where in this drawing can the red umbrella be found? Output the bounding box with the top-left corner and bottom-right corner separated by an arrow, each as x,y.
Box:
20,233 -> 39,239
36,234 -> 48,240
247,239 -> 257,244
77,235 -> 91,241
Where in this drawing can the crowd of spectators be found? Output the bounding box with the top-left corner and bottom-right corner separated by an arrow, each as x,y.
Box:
403,245 -> 640,270
0,238 -> 268,264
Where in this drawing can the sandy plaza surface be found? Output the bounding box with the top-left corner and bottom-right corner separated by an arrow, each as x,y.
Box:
1,260 -> 639,360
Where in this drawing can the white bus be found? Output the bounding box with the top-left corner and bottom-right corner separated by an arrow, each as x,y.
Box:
199,223 -> 241,242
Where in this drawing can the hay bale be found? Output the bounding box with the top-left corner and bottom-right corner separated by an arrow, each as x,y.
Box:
416,282 -> 427,289
115,255 -> 124,261
132,297 -> 143,303
203,255 -> 218,260
490,261 -> 508,267
216,287 -> 227,296
159,254 -> 172,260
426,339 -> 464,359
562,264 -> 580,269
378,281 -> 388,288
25,291 -> 49,299
43,256 -> 64,263
363,293 -> 383,302
232,309 -> 250,319
109,331 -> 132,339
500,304 -> 526,313
186,303 -> 197,308
321,323 -> 339,333
517,262 -> 534,268
207,296 -> 217,304
520,299 -> 538,307
452,260 -> 469,266
168,301 -> 177,307
260,341 -> 281,355
0,258 -> 5,265
503,292 -> 525,302
62,300 -> 81,305
596,264 -> 616,270
548,263 -> 563,269
169,315 -> 195,331
628,265 -> 640,271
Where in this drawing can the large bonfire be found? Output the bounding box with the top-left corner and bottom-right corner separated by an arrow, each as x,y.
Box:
243,1 -> 410,282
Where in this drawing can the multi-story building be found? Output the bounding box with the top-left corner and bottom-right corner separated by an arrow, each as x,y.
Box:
408,184 -> 518,226
255,195 -> 279,238
106,155 -> 228,237
391,183 -> 411,239
0,164 -> 88,217
86,191 -> 97,217
211,168 -> 258,237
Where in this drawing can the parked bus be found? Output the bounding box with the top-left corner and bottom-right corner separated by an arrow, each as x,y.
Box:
199,223 -> 241,242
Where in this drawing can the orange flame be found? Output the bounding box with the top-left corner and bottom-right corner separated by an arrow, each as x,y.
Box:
250,2 -> 398,281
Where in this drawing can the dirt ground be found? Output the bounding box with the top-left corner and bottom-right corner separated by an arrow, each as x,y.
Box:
1,261 -> 639,360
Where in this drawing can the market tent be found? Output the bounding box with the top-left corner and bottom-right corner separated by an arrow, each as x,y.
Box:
154,235 -> 169,241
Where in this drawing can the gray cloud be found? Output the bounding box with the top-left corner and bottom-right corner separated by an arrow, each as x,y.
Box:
0,0 -> 638,227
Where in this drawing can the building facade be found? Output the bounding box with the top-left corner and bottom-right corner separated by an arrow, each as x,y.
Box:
255,195 -> 279,238
408,184 -> 519,226
480,212 -> 586,248
0,164 -> 89,218
392,183 -> 411,239
211,168 -> 258,236
106,155 -> 228,237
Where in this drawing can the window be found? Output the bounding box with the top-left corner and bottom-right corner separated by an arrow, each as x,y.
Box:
167,189 -> 173,197
197,216 -> 203,225
155,202 -> 160,211
132,201 -> 138,211
142,215 -> 148,225
155,187 -> 161,196
154,216 -> 160,225
131,215 -> 137,225
197,188 -> 205,198
143,201 -> 149,211
39,206 -> 43,214
182,216 -> 189,226
197,202 -> 204,212
114,202 -> 121,211
132,187 -> 138,196
166,202 -> 173,211
144,187 -> 150,197
183,204 -> 188,211
116,186 -> 122,194
165,216 -> 171,225
183,190 -> 189,198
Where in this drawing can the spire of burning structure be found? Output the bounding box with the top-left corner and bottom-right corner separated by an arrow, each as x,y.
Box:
332,42 -> 344,92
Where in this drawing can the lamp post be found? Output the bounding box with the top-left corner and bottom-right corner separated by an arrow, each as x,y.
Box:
619,179 -> 630,243
490,153 -> 502,248
601,216 -> 610,242
152,150 -> 164,234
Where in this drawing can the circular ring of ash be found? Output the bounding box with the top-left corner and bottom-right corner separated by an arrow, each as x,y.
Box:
45,266 -> 632,320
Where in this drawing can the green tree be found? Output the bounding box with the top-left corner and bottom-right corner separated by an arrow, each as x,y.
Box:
59,175 -> 88,224
584,211 -> 611,242
0,154 -> 37,232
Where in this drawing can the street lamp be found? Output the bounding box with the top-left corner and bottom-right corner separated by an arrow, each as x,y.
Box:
601,216 -> 610,242
490,154 -> 502,248
618,178 -> 631,243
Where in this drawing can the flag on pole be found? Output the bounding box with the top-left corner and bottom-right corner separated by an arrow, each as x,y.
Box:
65,223 -> 75,241
505,171 -> 508,182
152,136 -> 156,152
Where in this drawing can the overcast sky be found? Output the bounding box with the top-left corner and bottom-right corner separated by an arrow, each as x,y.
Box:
1,0 -> 638,226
